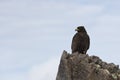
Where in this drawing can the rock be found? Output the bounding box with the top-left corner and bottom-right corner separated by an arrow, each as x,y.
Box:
56,51 -> 120,80
56,50 -> 72,80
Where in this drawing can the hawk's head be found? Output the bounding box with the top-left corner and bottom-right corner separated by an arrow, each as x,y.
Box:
75,26 -> 86,33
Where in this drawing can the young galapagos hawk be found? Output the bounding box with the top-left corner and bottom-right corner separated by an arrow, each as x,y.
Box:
71,26 -> 90,54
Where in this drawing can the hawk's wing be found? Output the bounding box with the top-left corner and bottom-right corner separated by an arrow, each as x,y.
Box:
84,34 -> 90,50
71,33 -> 90,53
71,33 -> 82,53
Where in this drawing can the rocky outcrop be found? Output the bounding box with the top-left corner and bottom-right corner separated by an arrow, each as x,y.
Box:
56,50 -> 120,80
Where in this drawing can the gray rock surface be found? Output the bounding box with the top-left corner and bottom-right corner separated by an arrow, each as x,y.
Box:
56,51 -> 120,80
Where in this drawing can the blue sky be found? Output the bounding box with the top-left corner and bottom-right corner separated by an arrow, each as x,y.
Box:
0,0 -> 120,80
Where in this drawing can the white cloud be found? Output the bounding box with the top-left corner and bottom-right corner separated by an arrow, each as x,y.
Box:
0,0 -> 103,71
67,5 -> 103,17
28,57 -> 60,80
0,72 -> 27,80
92,15 -> 120,41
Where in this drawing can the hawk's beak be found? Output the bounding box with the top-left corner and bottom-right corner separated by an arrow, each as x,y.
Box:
75,28 -> 79,31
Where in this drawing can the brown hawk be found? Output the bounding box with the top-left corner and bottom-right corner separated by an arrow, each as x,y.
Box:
71,26 -> 90,54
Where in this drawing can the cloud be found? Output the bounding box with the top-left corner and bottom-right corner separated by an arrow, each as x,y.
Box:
0,0 -> 103,26
0,72 -> 27,80
92,15 -> 120,41
0,0 -> 104,71
28,57 -> 60,80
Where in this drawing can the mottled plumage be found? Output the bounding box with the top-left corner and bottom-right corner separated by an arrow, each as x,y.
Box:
71,26 -> 90,54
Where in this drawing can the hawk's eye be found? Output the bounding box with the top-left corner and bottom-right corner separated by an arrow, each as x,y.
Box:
77,27 -> 80,30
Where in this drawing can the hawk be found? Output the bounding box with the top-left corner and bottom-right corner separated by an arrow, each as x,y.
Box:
71,26 -> 90,54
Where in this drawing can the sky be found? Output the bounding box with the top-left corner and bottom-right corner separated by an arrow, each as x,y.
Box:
0,0 -> 120,80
